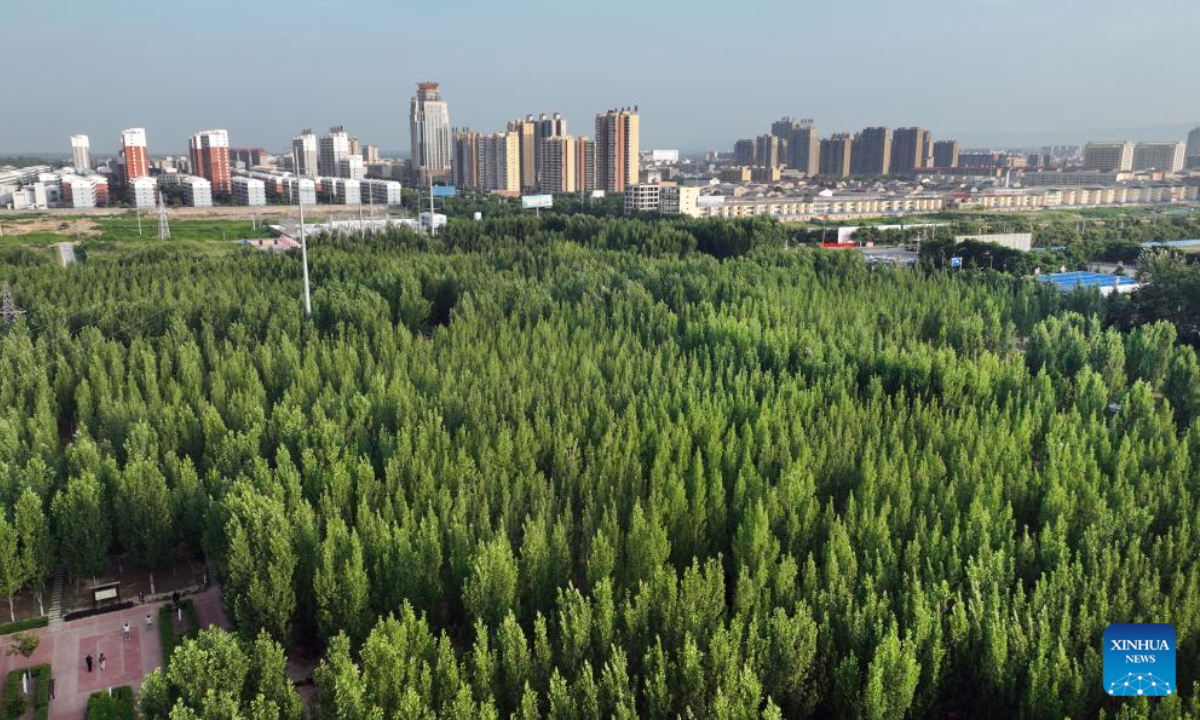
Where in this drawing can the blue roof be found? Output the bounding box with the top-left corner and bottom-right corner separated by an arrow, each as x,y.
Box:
1035,271 -> 1139,290
1143,239 -> 1200,248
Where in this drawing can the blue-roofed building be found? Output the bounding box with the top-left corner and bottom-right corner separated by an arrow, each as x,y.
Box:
1035,271 -> 1141,296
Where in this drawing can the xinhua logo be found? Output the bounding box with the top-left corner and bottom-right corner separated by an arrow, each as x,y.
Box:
1104,623 -> 1176,697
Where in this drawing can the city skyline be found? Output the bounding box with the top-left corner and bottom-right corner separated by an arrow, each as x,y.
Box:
3,0 -> 1200,154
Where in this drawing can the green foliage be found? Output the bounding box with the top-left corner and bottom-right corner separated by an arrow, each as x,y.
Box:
223,486 -> 296,644
3,217 -> 1199,716
0,671 -> 23,720
141,627 -> 301,719
5,631 -> 39,659
0,616 -> 47,636
2,665 -> 49,720
87,685 -> 135,720
51,473 -> 109,581
158,599 -> 200,668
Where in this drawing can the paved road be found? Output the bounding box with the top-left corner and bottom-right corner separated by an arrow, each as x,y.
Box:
55,243 -> 76,267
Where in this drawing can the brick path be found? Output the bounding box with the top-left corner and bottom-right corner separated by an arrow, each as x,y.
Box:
0,587 -> 229,719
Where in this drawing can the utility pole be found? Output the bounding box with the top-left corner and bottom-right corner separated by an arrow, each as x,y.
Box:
0,282 -> 25,327
299,199 -> 312,319
137,208 -> 142,237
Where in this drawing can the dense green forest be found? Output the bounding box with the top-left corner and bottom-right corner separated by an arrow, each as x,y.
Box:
1,214 -> 1199,718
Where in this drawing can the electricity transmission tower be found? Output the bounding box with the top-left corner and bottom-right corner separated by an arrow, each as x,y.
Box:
157,190 -> 171,240
0,282 -> 25,327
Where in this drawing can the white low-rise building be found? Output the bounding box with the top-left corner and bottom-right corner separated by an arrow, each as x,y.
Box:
7,183 -> 50,210
232,176 -> 267,206
130,176 -> 158,209
320,177 -> 361,205
159,174 -> 213,207
360,179 -> 403,206
283,176 -> 317,205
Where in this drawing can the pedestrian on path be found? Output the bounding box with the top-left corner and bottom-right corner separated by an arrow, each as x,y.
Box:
123,621 -> 130,642
85,655 -> 93,673
145,613 -> 152,628
98,653 -> 106,672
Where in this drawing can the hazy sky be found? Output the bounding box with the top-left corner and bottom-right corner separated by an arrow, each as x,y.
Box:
3,0 -> 1199,155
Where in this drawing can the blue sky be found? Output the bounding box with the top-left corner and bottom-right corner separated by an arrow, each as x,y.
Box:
2,0 -> 1198,155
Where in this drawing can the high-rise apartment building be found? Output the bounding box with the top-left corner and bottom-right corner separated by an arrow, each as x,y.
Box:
733,139 -> 756,166
338,155 -> 366,180
229,147 -> 268,169
819,134 -> 853,176
755,135 -> 786,170
189,129 -> 231,195
410,82 -> 452,185
770,118 -> 819,175
362,145 -> 380,164
933,140 -> 959,169
319,126 -> 350,178
1082,142 -> 1134,172
453,129 -> 481,190
891,127 -> 931,174
575,136 -> 596,193
540,135 -> 576,193
851,127 -> 892,175
478,131 -> 521,194
120,128 -> 150,184
70,135 -> 91,171
1132,142 -> 1185,172
1187,127 -> 1200,162
292,130 -> 318,178
534,113 -> 568,189
595,108 -> 640,193
507,116 -> 538,191
349,137 -> 361,158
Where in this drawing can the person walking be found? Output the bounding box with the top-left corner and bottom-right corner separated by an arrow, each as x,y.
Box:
122,621 -> 130,642
85,655 -> 93,673
98,653 -> 106,672
145,613 -> 152,628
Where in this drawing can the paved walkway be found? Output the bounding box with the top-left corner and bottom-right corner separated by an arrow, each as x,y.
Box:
0,587 -> 228,719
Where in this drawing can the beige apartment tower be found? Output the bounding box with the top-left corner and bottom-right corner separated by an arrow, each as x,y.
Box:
891,127 -> 931,173
575,136 -> 596,193
820,134 -> 853,176
507,116 -> 538,191
1132,142 -> 1185,172
540,135 -> 577,193
595,108 -> 639,193
1082,142 -> 1134,172
453,130 -> 481,190
478,131 -> 521,194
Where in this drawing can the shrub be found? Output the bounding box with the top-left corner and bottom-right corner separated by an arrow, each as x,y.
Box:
86,685 -> 135,720
32,665 -> 50,720
2,671 -> 25,720
159,599 -> 200,668
64,602 -> 134,622
0,617 -> 48,637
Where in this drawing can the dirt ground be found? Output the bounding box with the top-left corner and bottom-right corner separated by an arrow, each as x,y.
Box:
2,218 -> 99,237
